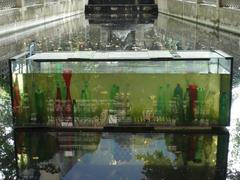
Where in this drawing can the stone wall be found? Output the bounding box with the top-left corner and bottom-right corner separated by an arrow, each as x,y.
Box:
154,13 -> 240,81
0,0 -> 84,26
157,0 -> 240,35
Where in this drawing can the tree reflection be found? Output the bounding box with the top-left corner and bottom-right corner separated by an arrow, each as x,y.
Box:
136,134 -> 219,180
0,127 -> 15,180
137,150 -> 216,180
227,119 -> 240,180
0,82 -> 16,179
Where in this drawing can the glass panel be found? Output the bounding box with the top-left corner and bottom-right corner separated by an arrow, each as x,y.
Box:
26,60 -> 229,74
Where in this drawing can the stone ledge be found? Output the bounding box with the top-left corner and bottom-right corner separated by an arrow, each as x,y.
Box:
157,0 -> 240,36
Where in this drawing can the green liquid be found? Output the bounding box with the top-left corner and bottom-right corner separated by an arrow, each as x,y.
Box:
15,73 -> 230,126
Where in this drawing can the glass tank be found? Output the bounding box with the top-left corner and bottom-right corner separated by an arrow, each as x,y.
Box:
9,50 -> 233,128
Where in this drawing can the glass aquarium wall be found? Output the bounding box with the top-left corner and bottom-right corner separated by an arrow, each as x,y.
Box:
9,50 -> 233,127
15,131 -> 229,180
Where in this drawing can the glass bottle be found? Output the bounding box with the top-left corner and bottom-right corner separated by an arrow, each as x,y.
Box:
80,89 -> 87,121
34,88 -> 45,124
83,81 -> 90,100
13,74 -> 21,120
47,99 -> 54,126
110,84 -> 119,109
219,92 -> 229,125
194,136 -> 203,163
83,80 -> 91,117
184,87 -> 190,125
22,93 -> 30,124
63,69 -> 72,100
173,84 -> 184,124
188,84 -> 197,123
55,82 -> 63,127
63,69 -> 73,126
73,99 -> 78,127
55,64 -> 66,101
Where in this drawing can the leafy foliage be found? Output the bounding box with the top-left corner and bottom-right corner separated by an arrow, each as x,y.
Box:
0,82 -> 16,179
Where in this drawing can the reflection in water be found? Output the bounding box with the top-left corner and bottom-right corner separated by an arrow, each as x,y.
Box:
1,13 -> 240,81
15,131 -> 229,180
34,16 -> 165,52
0,84 -> 15,179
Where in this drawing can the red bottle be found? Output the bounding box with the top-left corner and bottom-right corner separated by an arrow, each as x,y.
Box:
63,69 -> 72,100
62,69 -> 73,126
189,84 -> 197,120
13,75 -> 21,116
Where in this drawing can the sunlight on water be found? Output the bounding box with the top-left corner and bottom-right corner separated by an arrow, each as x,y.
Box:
228,83 -> 240,175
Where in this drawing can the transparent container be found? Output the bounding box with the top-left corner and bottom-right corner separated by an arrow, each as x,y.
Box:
9,50 -> 233,128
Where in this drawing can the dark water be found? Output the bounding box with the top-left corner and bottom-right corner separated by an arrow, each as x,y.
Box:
0,13 -> 240,179
15,131 -> 228,180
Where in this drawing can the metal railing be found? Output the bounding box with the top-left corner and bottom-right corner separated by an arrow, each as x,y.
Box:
221,0 -> 240,9
0,0 -> 16,10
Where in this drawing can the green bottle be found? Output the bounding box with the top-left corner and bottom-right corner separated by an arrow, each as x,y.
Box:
110,84 -> 120,109
84,81 -> 91,116
174,84 -> 183,98
73,99 -> 77,126
55,64 -> 66,100
22,93 -> 30,124
80,89 -> 87,119
184,88 -> 190,125
219,92 -> 229,125
34,88 -> 46,124
194,136 -> 203,163
174,84 -> 184,124
83,81 -> 90,99
156,95 -> 163,116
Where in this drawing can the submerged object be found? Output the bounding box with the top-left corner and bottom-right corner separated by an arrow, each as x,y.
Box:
189,84 -> 198,121
13,74 -> 21,116
174,84 -> 184,124
62,69 -> 73,126
219,92 -> 229,125
63,69 -> 72,100
34,88 -> 45,123
110,84 -> 120,109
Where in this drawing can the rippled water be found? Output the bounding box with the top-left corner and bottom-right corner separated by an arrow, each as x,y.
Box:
0,13 -> 240,179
